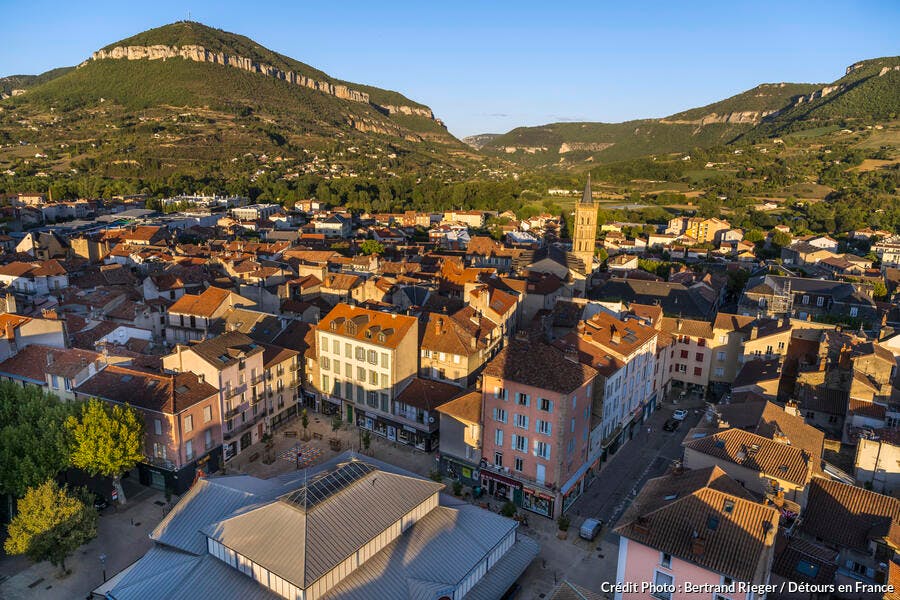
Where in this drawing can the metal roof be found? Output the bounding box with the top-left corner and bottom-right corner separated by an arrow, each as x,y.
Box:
282,460 -> 375,511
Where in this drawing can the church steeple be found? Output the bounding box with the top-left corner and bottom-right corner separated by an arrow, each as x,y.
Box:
581,173 -> 594,205
572,173 -> 599,275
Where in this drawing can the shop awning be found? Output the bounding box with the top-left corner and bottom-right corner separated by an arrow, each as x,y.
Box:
561,459 -> 592,495
481,469 -> 523,488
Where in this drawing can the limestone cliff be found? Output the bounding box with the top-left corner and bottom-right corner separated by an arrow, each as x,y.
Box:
86,44 -> 438,125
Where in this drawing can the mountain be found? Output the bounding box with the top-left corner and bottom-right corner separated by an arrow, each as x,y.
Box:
462,133 -> 501,150
480,58 -> 900,166
0,67 -> 73,98
0,21 -> 487,183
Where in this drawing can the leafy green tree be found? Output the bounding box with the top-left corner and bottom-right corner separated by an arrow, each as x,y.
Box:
359,239 -> 385,255
66,399 -> 144,504
0,383 -> 72,501
4,480 -> 97,573
744,229 -> 766,243
771,230 -> 792,248
873,280 -> 888,300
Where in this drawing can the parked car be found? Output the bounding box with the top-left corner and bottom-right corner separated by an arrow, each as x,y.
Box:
672,409 -> 688,421
663,418 -> 681,432
579,518 -> 603,541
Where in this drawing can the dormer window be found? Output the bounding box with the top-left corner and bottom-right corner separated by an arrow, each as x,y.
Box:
377,333 -> 387,343
330,321 -> 338,331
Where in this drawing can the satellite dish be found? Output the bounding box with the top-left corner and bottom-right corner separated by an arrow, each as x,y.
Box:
428,416 -> 435,423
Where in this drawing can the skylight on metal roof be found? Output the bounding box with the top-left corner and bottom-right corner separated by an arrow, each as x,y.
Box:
282,461 -> 375,511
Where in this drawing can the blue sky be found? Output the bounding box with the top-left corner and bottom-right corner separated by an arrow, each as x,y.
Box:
1,0 -> 898,137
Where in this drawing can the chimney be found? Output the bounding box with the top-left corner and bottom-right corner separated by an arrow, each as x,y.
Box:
46,352 -> 54,366
435,317 -> 443,335
611,324 -> 621,344
691,534 -> 706,556
750,325 -> 759,340
676,318 -> 683,332
80,356 -> 86,368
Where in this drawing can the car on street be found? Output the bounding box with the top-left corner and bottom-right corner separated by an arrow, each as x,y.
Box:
579,517 -> 603,541
663,418 -> 681,432
672,409 -> 688,421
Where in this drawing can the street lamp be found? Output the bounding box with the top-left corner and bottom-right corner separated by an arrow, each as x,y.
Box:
99,553 -> 107,583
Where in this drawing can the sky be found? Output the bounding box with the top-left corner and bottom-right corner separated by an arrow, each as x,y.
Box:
1,0 -> 898,138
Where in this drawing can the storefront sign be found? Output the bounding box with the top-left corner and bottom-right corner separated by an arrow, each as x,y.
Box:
481,469 -> 523,488
403,424 -> 417,433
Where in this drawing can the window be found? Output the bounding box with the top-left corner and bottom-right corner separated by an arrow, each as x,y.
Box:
717,351 -> 726,361
816,296 -> 824,307
766,345 -> 773,355
516,393 -> 530,407
357,366 -> 366,381
778,341 -> 785,350
185,439 -> 194,460
331,338 -> 340,354
514,457 -> 523,472
345,363 -> 352,378
322,375 -> 330,393
154,419 -> 162,435
495,429 -> 503,446
537,420 -> 552,435
355,346 -> 365,360
850,306 -> 859,317
183,415 -> 193,433
680,350 -> 688,359
697,338 -> 706,347
719,335 -> 728,343
694,367 -> 702,376
514,414 -> 529,429
494,452 -> 503,467
494,408 -> 508,423
344,343 -> 352,358
494,387 -> 507,400
660,552 -> 671,568
678,364 -> 687,373
539,398 -> 553,412
535,441 -> 550,459
320,356 -> 331,370
652,571 -> 673,600
203,405 -> 212,423
380,373 -> 388,388
802,295 -> 810,305
367,350 -> 378,364
453,354 -> 461,364
369,370 -> 378,385
695,352 -> 703,362
381,353 -> 388,368
512,434 -> 527,452
333,360 -> 341,374
205,429 -> 212,450
715,367 -> 724,377
571,418 -> 575,433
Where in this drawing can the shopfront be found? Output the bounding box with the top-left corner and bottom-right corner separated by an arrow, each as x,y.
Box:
522,487 -> 555,518
439,453 -> 480,486
356,411 -> 439,451
480,468 -> 522,502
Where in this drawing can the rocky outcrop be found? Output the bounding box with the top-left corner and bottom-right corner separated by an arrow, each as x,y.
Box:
793,84 -> 843,105
87,45 -> 437,124
558,142 -> 614,153
660,110 -> 777,126
879,65 -> 900,77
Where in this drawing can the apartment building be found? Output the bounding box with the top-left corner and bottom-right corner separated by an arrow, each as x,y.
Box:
0,313 -> 66,361
162,331 -> 267,461
164,286 -> 255,344
709,314 -> 792,392
314,304 -> 420,445
613,466 -> 779,600
74,364 -> 221,494
659,317 -> 713,395
555,311 -> 658,462
0,345 -> 107,401
436,390 -> 483,486
419,308 -> 501,388
481,337 -> 598,519
260,343 -> 301,429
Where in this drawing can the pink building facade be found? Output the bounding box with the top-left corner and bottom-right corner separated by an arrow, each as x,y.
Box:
480,372 -> 596,519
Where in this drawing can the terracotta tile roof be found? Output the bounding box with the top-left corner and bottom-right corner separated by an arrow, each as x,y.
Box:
684,428 -> 812,486
577,311 -> 658,357
435,390 -> 482,424
0,261 -> 37,277
318,304 -> 417,350
771,533 -> 837,586
395,377 -> 462,411
733,359 -> 782,388
848,398 -> 887,419
75,364 -> 217,414
0,344 -> 103,383
795,383 -> 847,416
322,273 -> 361,291
420,311 -> 490,357
628,303 -> 663,325
483,337 -> 597,394
714,313 -> 757,332
31,259 -> 68,276
123,225 -> 166,242
802,478 -> 900,551
260,343 -> 298,369
716,400 -> 825,472
167,286 -> 231,317
660,316 -> 714,339
0,313 -> 31,339
614,466 -> 778,582
186,331 -> 264,369
548,581 -> 605,600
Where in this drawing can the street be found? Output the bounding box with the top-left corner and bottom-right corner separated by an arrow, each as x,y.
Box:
515,392 -> 706,598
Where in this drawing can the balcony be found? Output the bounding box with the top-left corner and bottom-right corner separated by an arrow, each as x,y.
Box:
146,456 -> 177,471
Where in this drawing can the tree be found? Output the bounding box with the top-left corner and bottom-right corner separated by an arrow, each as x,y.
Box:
744,229 -> 766,243
301,409 -> 309,441
0,383 -> 72,504
66,399 -> 144,504
359,239 -> 385,256
771,230 -> 792,248
873,280 -> 888,300
4,480 -> 97,574
362,430 -> 371,453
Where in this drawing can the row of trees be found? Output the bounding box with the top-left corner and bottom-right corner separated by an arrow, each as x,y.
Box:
1,383 -> 144,574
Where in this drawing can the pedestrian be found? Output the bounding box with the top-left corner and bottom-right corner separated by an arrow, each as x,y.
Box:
647,425 -> 652,435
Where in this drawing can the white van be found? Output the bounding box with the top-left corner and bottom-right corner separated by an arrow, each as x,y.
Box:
579,518 -> 603,541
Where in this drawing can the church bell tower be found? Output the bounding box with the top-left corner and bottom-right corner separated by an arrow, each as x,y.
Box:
573,174 -> 598,272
